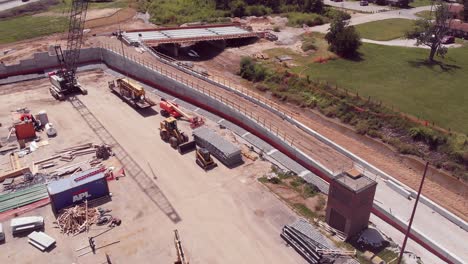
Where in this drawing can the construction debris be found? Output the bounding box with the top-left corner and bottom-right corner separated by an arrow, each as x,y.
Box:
55,203 -> 100,235
95,144 -> 112,160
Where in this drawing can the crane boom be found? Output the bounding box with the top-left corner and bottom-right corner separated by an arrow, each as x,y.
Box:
49,0 -> 89,100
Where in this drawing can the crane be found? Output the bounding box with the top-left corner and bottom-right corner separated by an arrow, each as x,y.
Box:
48,0 -> 89,100
173,229 -> 189,264
159,98 -> 205,129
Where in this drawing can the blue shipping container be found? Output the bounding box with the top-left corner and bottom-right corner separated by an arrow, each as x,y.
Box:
47,168 -> 110,213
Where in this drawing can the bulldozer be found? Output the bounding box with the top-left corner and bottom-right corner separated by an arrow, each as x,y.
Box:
159,117 -> 196,154
196,148 -> 217,171
109,78 -> 155,109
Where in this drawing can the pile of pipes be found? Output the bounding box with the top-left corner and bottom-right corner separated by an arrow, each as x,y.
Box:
281,219 -> 356,264
55,203 -> 100,235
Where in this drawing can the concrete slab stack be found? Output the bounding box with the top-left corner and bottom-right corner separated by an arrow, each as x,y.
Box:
193,127 -> 242,167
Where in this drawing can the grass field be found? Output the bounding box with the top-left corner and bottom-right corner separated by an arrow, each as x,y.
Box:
415,10 -> 434,19
48,0 -> 128,12
0,15 -> 67,44
293,44 -> 468,133
410,0 -> 434,7
355,19 -> 415,41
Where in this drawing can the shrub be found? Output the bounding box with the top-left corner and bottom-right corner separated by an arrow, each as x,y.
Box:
315,196 -> 326,211
269,177 -> 281,184
239,57 -> 268,82
356,120 -> 370,135
246,5 -> 272,16
303,184 -> 318,198
286,12 -> 328,27
323,7 -> 351,20
302,41 -> 317,52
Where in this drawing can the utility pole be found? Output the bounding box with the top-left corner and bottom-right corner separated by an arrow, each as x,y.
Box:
397,162 -> 429,264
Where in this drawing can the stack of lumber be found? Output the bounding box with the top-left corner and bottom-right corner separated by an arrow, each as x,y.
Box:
11,216 -> 44,235
55,203 -> 100,235
33,143 -> 95,165
0,184 -> 48,213
28,231 -> 56,251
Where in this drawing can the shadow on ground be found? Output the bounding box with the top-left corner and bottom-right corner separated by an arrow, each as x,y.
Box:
407,59 -> 461,72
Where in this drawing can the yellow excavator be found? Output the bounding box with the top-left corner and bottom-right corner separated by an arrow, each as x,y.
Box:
159,117 -> 196,154
109,78 -> 155,109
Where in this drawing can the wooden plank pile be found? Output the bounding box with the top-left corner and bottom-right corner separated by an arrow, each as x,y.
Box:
55,202 -> 100,235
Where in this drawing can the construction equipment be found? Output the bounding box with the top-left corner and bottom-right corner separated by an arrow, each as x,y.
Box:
195,148 -> 217,171
48,0 -> 89,100
159,117 -> 196,154
108,78 -> 155,109
173,230 -> 188,264
160,98 -> 204,129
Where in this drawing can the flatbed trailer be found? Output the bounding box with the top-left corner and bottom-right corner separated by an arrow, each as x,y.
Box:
109,78 -> 155,109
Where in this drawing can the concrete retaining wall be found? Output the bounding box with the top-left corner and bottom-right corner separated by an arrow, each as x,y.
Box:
0,48 -> 102,78
1,48 -> 465,263
373,203 -> 464,264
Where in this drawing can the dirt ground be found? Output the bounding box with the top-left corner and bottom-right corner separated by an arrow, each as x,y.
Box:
0,72 -> 306,263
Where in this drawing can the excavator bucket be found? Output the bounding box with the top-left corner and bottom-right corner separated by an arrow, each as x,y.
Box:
178,140 -> 196,154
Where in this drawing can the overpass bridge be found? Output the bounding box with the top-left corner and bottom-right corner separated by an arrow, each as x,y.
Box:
121,23 -> 265,47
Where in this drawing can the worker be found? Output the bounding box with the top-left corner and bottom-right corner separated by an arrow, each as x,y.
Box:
89,237 -> 96,254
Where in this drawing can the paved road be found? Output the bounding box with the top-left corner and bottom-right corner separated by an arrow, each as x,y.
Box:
362,38 -> 463,48
324,0 -> 391,12
312,5 -> 432,33
0,0 -> 41,12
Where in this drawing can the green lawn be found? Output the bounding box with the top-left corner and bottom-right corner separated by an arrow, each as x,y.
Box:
0,15 -> 67,44
410,0 -> 434,7
355,19 -> 415,41
48,0 -> 128,12
295,44 -> 468,133
415,10 -> 434,19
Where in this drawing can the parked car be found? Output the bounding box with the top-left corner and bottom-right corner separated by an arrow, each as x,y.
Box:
441,35 -> 455,44
360,0 -> 369,5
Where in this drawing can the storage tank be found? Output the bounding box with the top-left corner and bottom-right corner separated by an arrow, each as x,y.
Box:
47,167 -> 109,214
35,110 -> 49,126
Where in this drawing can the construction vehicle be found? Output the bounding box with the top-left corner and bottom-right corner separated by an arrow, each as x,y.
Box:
108,78 -> 155,109
48,0 -> 89,100
160,98 -> 204,129
195,148 -> 217,171
173,230 -> 188,264
159,117 -> 196,154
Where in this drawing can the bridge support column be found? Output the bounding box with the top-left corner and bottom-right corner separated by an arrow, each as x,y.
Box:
158,43 -> 180,57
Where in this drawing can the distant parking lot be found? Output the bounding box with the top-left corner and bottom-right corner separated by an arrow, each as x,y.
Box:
324,0 -> 392,12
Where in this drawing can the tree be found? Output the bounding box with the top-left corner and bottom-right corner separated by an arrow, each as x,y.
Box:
464,0 -> 468,22
325,13 -> 361,58
304,0 -> 324,13
406,1 -> 451,62
230,0 -> 246,17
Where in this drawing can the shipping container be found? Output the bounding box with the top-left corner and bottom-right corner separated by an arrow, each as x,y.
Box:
47,168 -> 109,214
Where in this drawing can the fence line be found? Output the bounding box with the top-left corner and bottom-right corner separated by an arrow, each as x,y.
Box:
102,44 -> 298,147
